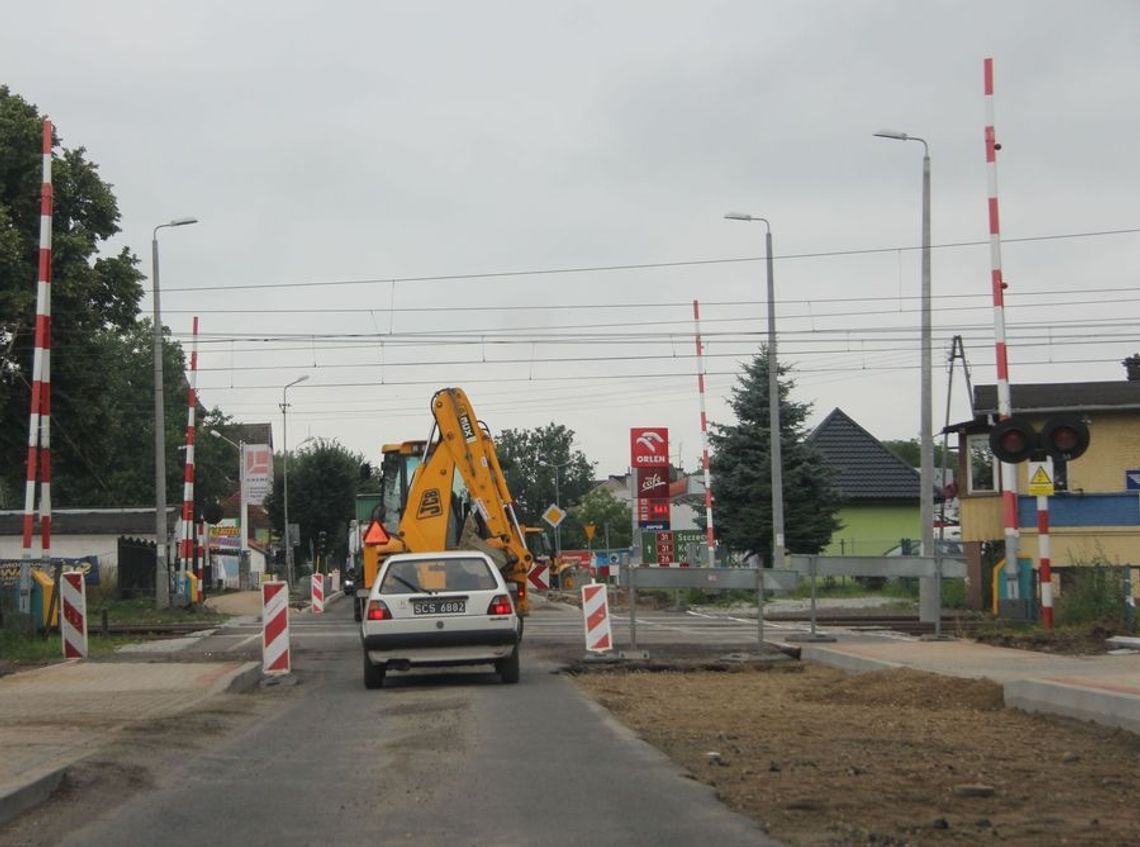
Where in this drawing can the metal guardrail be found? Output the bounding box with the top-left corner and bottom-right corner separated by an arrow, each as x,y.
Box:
613,553 -> 971,648
787,554 -> 967,579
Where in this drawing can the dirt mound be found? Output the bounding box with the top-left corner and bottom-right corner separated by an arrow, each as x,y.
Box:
795,666 -> 1005,711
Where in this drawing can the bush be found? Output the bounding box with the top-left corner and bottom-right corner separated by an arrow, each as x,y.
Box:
1056,555 -> 1128,628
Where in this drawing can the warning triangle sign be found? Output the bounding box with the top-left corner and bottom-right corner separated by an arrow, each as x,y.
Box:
1030,466 -> 1052,486
363,520 -> 390,545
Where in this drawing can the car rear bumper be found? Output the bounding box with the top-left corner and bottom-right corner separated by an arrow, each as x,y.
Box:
363,628 -> 518,652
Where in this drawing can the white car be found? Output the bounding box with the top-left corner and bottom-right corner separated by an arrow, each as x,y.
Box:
360,551 -> 521,689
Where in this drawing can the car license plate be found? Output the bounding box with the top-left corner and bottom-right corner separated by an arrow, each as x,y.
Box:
412,598 -> 466,615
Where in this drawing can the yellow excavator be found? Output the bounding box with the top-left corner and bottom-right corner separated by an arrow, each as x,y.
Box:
354,387 -> 535,622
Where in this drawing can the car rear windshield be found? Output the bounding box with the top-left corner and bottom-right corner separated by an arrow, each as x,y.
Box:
380,557 -> 498,594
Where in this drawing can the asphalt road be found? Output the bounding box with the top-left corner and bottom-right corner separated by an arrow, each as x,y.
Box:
27,598 -> 778,846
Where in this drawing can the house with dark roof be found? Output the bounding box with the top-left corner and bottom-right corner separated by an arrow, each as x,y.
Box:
947,366 -> 1140,610
807,408 -> 936,557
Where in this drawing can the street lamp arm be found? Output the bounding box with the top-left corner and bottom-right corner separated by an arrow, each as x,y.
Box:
723,212 -> 770,233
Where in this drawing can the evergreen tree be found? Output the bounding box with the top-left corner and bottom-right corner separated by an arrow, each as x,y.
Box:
708,348 -> 841,564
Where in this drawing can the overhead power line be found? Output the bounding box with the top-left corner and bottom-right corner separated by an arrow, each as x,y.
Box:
162,227 -> 1140,293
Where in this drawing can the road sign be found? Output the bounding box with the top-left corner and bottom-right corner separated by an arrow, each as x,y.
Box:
584,523 -> 596,542
542,503 -> 566,528
1127,470 -> 1140,491
527,561 -> 550,591
1027,459 -> 1055,496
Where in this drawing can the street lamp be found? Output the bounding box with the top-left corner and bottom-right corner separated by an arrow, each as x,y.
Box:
874,129 -> 935,620
152,216 -> 198,608
281,375 -> 309,586
537,456 -> 572,558
724,212 -> 785,570
209,430 -> 249,571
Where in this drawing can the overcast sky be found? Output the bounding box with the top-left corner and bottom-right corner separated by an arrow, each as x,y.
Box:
5,1 -> 1139,475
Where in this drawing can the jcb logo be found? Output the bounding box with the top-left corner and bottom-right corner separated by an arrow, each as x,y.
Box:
459,414 -> 477,443
417,489 -> 443,519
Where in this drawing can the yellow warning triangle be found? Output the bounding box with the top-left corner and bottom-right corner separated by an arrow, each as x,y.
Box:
363,520 -> 390,545
1030,466 -> 1052,485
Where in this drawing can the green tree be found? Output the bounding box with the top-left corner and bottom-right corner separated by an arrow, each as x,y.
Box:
0,86 -> 151,505
881,438 -> 957,472
263,439 -> 371,569
494,423 -> 595,526
562,486 -> 632,551
708,347 -> 841,564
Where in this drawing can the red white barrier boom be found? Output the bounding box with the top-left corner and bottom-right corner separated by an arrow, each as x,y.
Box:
984,57 -> 1021,598
19,119 -> 54,615
310,572 -> 325,613
692,300 -> 716,567
61,572 -> 87,658
581,583 -> 613,652
179,316 -> 199,587
262,581 -> 290,674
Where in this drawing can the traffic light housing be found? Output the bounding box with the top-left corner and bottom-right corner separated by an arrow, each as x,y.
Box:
989,417 -> 1037,464
1041,416 -> 1090,462
318,530 -> 328,553
988,415 -> 1089,491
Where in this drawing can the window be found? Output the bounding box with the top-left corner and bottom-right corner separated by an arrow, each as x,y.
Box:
967,434 -> 997,493
381,557 -> 497,594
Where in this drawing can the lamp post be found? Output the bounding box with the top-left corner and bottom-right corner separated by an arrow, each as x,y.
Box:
152,216 -> 198,608
724,212 -> 785,569
538,457 -> 572,558
209,430 -> 249,569
281,375 -> 309,586
874,130 -> 936,622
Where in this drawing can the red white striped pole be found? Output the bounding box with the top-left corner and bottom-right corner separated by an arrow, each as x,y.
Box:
984,58 -> 1022,601
1037,493 -> 1053,628
179,317 -> 199,595
692,300 -> 715,567
19,119 -> 54,615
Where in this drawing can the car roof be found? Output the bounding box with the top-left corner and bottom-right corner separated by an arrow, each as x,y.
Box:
381,551 -> 495,566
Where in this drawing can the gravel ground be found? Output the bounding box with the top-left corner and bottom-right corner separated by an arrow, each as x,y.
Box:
572,663 -> 1140,846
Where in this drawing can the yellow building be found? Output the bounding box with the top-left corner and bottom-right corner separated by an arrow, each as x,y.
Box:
950,376 -> 1140,612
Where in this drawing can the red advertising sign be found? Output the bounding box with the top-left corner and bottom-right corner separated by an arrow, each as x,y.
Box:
635,468 -> 669,499
630,427 -> 669,468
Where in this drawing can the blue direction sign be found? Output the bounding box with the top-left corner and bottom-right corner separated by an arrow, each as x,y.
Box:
1126,470 -> 1140,490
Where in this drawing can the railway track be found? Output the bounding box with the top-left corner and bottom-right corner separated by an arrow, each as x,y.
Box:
765,613 -> 984,636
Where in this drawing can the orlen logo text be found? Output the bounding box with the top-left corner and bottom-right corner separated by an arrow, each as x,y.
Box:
630,427 -> 669,467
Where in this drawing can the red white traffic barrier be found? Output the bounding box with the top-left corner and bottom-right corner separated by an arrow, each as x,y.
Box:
581,583 -> 613,653
262,581 -> 290,674
61,571 -> 87,658
310,573 -> 324,613
527,561 -> 550,591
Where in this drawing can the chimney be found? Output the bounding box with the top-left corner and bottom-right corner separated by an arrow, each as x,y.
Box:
1125,354 -> 1140,382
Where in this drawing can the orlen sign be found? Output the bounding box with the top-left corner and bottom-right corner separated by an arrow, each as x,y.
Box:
630,427 -> 669,468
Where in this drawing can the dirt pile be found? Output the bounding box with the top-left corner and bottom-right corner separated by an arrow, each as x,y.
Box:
574,664 -> 1140,846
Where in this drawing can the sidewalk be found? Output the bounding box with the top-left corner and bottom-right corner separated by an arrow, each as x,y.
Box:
794,634 -> 1140,735
0,655 -> 258,827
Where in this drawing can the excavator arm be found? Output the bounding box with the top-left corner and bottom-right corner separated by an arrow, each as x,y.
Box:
426,388 -> 534,611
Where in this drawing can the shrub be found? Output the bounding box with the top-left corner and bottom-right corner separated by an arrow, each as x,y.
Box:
1056,551 -> 1128,628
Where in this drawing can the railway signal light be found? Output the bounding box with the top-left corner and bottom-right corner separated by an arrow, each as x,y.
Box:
988,416 -> 1090,492
989,417 -> 1037,464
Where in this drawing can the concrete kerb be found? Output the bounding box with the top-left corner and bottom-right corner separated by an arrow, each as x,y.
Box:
1005,679 -> 1140,736
0,763 -> 71,829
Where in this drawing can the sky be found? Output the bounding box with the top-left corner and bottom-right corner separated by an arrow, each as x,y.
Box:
4,1 -> 1139,476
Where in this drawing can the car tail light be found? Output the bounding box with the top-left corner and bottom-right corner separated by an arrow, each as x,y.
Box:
486,594 -> 513,616
366,599 -> 391,620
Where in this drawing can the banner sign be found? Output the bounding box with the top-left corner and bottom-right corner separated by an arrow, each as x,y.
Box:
0,556 -> 101,588
242,444 -> 274,505
630,427 -> 669,468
